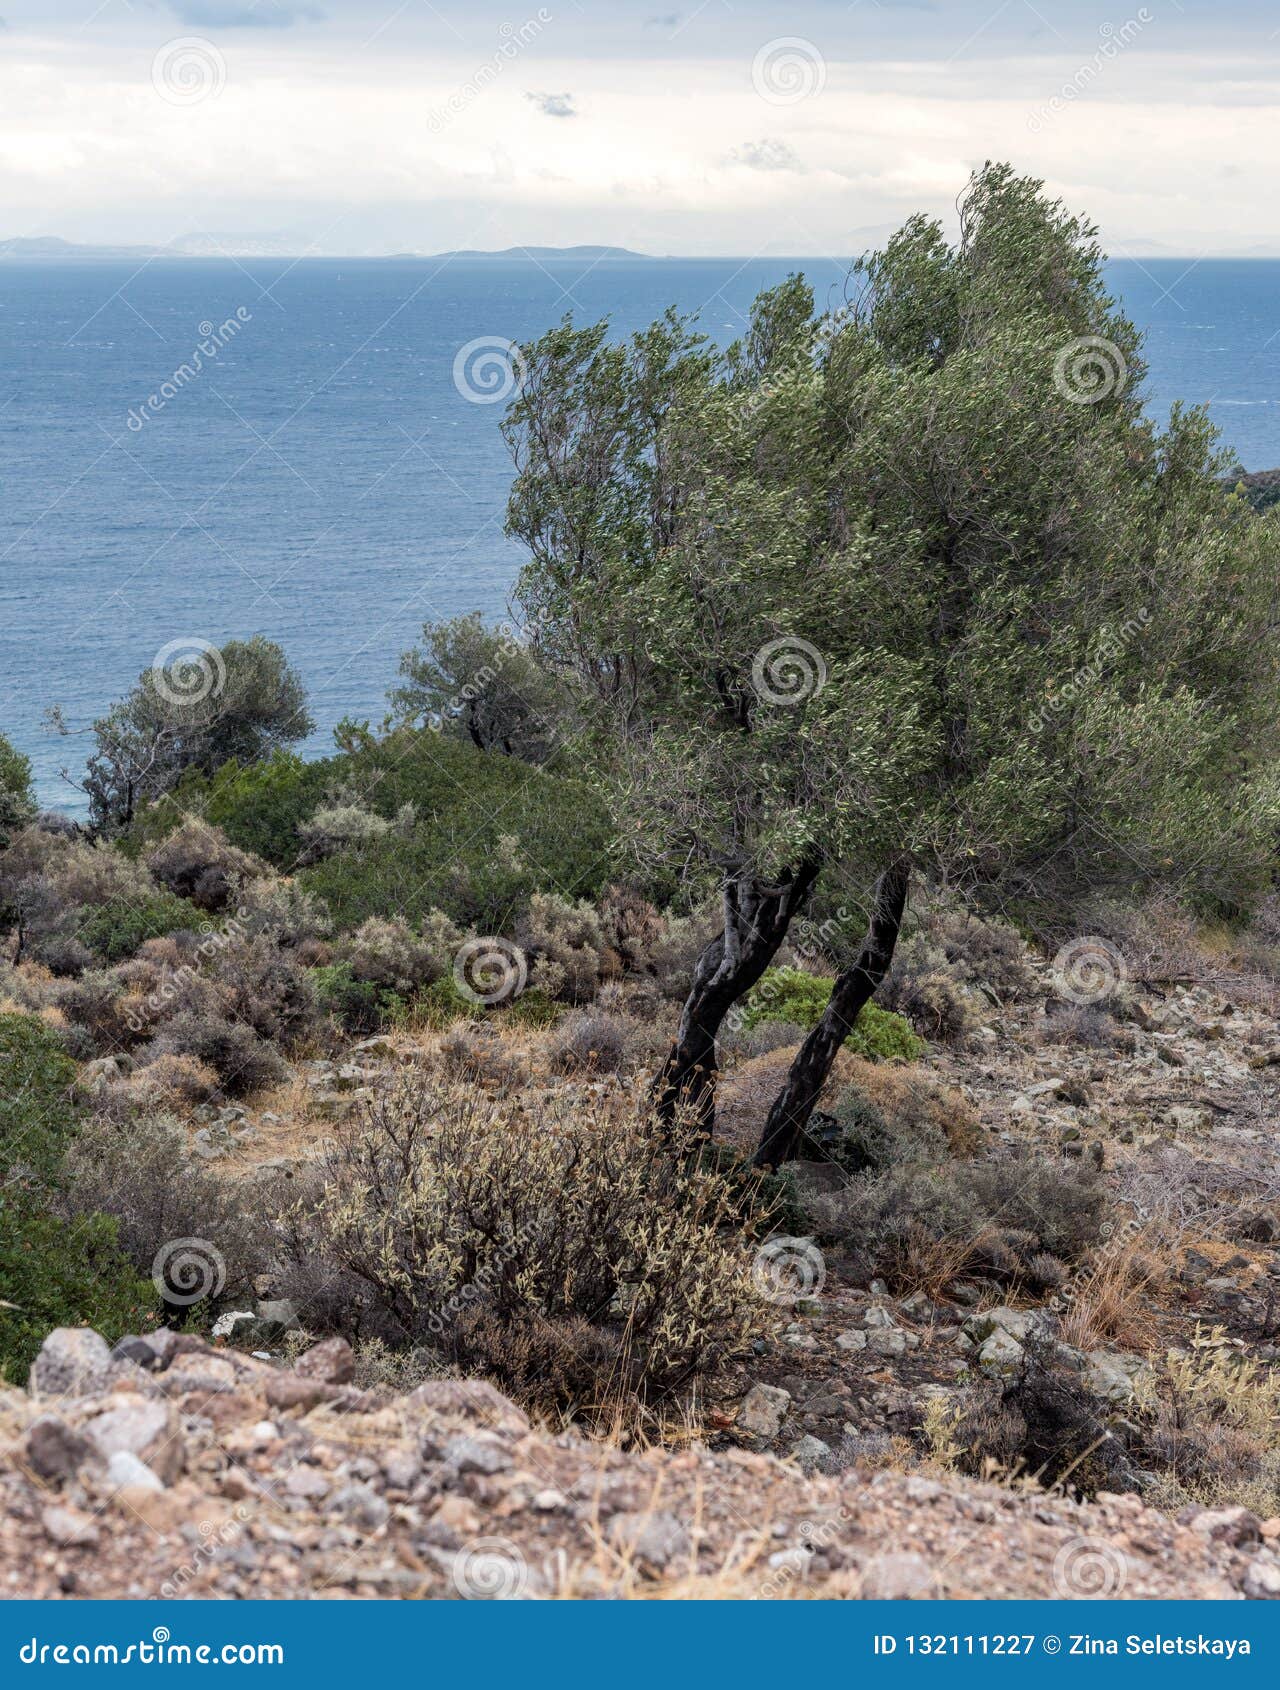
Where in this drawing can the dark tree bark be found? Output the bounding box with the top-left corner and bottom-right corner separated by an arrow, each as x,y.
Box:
654,858 -> 820,1136
754,858 -> 910,1168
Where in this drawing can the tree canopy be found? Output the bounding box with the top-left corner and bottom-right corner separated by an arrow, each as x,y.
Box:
503,162 -> 1280,1156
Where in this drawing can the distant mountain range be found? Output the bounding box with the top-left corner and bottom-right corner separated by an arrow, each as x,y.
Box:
0,235 -> 653,262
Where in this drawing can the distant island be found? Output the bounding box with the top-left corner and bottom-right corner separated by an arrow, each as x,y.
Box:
0,235 -> 653,262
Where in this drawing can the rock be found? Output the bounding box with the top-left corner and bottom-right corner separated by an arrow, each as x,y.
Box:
406,1378 -> 530,1433
863,1305 -> 897,1329
788,1435 -> 831,1474
962,1306 -> 1044,1346
295,1336 -> 355,1385
283,1467 -> 331,1500
1238,1211 -> 1280,1244
975,1328 -> 1024,1377
532,1488 -> 566,1512
41,1505 -> 99,1548
104,1451 -> 163,1492
81,1055 -> 130,1092
860,1551 -> 935,1599
1083,1351 -> 1150,1404
444,1433 -> 513,1476
111,1336 -> 163,1373
350,1036 -> 395,1059
1167,1103 -> 1210,1131
381,1448 -> 422,1490
329,1482 -> 389,1532
84,1400 -> 184,1486
793,1297 -> 823,1318
736,1383 -> 790,1439
211,1311 -> 257,1342
608,1510 -> 690,1571
1242,1556 -> 1280,1599
254,1299 -> 300,1335
866,1329 -> 907,1358
25,1417 -> 98,1483
835,1329 -> 867,1352
1188,1506 -> 1262,1548
263,1375 -> 343,1413
29,1328 -> 115,1398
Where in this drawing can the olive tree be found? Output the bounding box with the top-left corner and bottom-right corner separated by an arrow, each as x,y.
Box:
57,636 -> 313,833
504,164 -> 1280,1160
0,732 -> 35,848
390,611 -> 564,761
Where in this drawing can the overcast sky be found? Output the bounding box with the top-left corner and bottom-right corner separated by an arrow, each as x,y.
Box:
2,0 -> 1279,255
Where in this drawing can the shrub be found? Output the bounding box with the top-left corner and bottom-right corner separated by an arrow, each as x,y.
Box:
298,795 -> 393,863
0,1011 -> 78,1182
811,1149 -> 1106,1291
1043,1002 -> 1123,1050
236,876 -> 332,947
548,1009 -> 629,1073
75,892 -> 204,964
437,1024 -> 528,1089
0,730 -> 34,849
341,914 -> 453,994
740,969 -> 925,1061
878,967 -> 976,1045
311,963 -> 403,1035
145,817 -> 270,912
518,892 -> 610,1002
122,1053 -> 221,1110
64,1112 -> 275,1308
721,1017 -> 806,1059
282,1078 -> 759,1411
597,884 -> 667,975
142,1013 -> 286,1096
828,1060 -> 980,1172
0,1202 -> 153,1384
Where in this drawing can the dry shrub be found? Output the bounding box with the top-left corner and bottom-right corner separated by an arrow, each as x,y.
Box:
1133,1330 -> 1280,1515
143,1011 -> 286,1095
1074,894 -> 1205,987
548,1009 -> 629,1073
145,817 -> 269,912
341,913 -> 457,994
1043,1002 -> 1124,1049
518,892 -> 612,1002
829,1058 -> 980,1171
1056,1230 -> 1165,1352
63,1111 -> 276,1304
235,875 -> 332,947
879,968 -> 976,1044
437,1023 -> 528,1089
0,827 -> 162,972
649,908 -> 718,1002
281,1076 -> 759,1413
598,884 -> 666,975
122,1052 -> 221,1110
812,1149 -> 1106,1292
720,1017 -> 805,1059
879,907 -> 1036,1045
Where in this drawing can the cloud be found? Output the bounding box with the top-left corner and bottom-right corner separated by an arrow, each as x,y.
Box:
644,12 -> 680,25
726,138 -> 804,173
525,91 -> 577,119
168,0 -> 325,26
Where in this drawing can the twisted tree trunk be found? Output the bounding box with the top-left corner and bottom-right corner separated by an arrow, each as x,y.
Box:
754,858 -> 910,1168
654,858 -> 820,1137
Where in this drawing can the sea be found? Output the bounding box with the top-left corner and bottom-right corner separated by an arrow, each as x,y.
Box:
3,254 -> 1279,810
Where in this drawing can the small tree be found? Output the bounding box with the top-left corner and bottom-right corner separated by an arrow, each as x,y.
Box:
504,163 -> 1280,1157
390,611 -> 563,761
0,731 -> 35,848
63,636 -> 313,833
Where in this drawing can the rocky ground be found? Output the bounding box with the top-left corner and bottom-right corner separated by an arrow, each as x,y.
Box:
4,1324 -> 1279,1601
10,956 -> 1280,1600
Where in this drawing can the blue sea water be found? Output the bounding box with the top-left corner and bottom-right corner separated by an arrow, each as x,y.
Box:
2,254 -> 1279,809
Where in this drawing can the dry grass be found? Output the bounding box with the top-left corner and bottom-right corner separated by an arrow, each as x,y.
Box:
1056,1229 -> 1167,1353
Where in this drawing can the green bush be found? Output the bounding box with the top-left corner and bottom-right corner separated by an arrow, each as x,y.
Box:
0,1201 -> 153,1384
76,892 -> 205,964
741,969 -> 924,1061
0,1012 -> 78,1182
0,731 -> 34,848
311,963 -> 405,1035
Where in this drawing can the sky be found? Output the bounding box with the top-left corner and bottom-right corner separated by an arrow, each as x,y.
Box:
2,0 -> 1280,256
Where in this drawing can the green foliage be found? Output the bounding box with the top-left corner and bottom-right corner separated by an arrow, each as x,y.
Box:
506,160 -> 1280,933
0,1201 -> 153,1384
0,731 -> 35,848
0,1012 -> 78,1183
0,1012 -> 155,1383
310,963 -> 405,1035
741,968 -> 924,1060
74,636 -> 313,833
498,985 -> 562,1029
414,974 -> 482,1027
390,610 -> 565,761
76,892 -> 204,963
